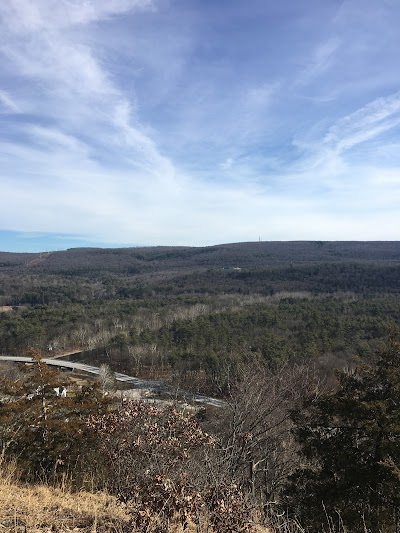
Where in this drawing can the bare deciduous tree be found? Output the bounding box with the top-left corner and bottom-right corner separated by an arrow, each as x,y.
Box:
211,361 -> 320,506
87,401 -> 256,532
98,363 -> 117,392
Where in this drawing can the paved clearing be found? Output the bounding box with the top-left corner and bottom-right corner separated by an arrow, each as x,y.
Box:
0,356 -> 225,408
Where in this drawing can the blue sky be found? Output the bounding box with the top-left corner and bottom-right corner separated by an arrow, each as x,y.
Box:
1,0 -> 400,252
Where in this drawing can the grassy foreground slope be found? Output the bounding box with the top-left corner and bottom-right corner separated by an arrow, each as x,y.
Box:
0,464 -> 130,532
0,471 -> 273,533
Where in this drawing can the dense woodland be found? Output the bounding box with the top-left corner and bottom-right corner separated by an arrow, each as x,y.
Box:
1,241 -> 400,531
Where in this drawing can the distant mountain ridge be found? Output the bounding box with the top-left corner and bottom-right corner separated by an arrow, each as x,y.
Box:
1,241 -> 400,274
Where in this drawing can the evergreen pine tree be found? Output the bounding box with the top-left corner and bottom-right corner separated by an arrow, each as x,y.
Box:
285,341 -> 400,532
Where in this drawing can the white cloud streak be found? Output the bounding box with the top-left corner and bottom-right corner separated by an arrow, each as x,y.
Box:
1,0 -> 154,32
295,38 -> 341,88
324,92 -> 400,153
0,0 -> 179,192
0,90 -> 20,112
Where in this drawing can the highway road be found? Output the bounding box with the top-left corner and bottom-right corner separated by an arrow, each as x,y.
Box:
0,355 -> 162,388
0,356 -> 225,408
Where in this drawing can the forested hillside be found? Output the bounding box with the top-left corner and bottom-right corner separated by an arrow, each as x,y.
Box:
1,241 -> 399,386
1,241 -> 400,531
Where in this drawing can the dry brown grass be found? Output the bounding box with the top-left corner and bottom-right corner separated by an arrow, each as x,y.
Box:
0,460 -> 275,532
0,477 -> 275,533
0,467 -> 130,532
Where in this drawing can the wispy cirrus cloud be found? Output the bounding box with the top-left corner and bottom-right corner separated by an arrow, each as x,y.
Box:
0,90 -> 20,113
1,0 -> 400,250
0,0 -> 179,201
295,38 -> 342,89
323,92 -> 400,153
0,0 -> 154,32
291,90 -> 400,179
